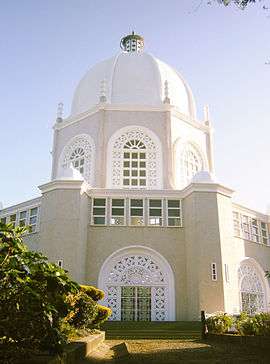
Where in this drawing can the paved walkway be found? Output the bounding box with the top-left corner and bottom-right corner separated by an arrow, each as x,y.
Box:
80,339 -> 270,363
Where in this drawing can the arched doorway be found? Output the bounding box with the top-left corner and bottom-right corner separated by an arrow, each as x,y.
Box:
238,258 -> 269,314
98,246 -> 175,321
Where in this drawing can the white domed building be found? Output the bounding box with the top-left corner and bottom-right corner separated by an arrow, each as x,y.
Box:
1,33 -> 270,321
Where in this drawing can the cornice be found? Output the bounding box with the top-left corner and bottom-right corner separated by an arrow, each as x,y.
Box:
0,196 -> 41,215
232,202 -> 269,220
53,103 -> 210,132
38,179 -> 84,194
182,182 -> 234,199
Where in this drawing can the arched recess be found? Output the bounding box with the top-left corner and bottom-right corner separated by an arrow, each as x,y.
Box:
106,126 -> 163,189
238,258 -> 270,314
58,134 -> 95,185
173,139 -> 208,189
98,246 -> 175,321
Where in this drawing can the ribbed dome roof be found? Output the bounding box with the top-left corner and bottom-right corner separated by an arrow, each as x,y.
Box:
71,51 -> 196,118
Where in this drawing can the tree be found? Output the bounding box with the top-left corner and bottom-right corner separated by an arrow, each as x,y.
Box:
0,222 -> 111,362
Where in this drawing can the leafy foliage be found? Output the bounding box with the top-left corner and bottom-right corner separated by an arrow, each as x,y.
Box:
236,311 -> 270,335
206,312 -> 234,333
92,305 -> 112,327
0,223 -> 110,362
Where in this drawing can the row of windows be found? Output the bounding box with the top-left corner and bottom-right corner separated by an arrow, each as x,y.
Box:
233,211 -> 269,245
0,207 -> 39,233
91,198 -> 183,227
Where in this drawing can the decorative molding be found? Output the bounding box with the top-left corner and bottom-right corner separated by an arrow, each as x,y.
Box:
38,180 -> 84,194
106,125 -> 163,190
58,134 -> 95,185
98,245 -> 175,321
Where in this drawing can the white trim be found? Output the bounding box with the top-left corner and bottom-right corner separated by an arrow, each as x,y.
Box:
98,245 -> 175,321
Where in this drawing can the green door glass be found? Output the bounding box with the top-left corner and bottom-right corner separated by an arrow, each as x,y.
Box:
121,286 -> 151,321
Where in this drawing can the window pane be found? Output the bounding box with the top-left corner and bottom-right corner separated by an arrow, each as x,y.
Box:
149,209 -> 162,216
110,217 -> 124,225
93,208 -> 105,215
131,199 -> 143,207
123,179 -> 130,185
1,217 -> 7,224
123,170 -> 130,176
94,198 -> 106,206
20,211 -> 27,219
149,200 -> 162,208
139,180 -> 146,186
112,199 -> 124,207
30,216 -> 37,224
131,208 -> 143,216
10,214 -> 16,222
94,217 -> 105,225
131,179 -> 138,186
112,208 -> 124,216
130,217 -> 144,226
168,200 -> 180,208
30,207 -> 38,216
168,218 -> 181,226
168,209 -> 180,217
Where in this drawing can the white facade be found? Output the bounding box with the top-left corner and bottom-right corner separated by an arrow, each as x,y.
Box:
1,33 -> 269,321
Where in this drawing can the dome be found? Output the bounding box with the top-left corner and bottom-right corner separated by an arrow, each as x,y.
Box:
71,35 -> 196,118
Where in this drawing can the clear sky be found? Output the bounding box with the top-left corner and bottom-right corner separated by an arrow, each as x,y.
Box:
0,0 -> 269,212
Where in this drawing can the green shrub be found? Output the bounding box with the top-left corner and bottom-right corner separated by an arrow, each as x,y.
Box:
92,305 -> 112,327
80,285 -> 105,301
0,222 -> 110,362
254,312 -> 270,336
236,312 -> 259,335
206,312 -> 234,334
65,292 -> 98,329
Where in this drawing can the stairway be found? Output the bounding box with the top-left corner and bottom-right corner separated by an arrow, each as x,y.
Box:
101,321 -> 202,340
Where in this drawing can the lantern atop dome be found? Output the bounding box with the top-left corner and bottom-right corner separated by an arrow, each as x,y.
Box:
120,31 -> 144,53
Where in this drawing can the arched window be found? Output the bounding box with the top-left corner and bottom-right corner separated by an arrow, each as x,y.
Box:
98,246 -> 175,321
69,147 -> 85,174
238,261 -> 266,314
123,139 -> 147,187
59,134 -> 95,185
177,143 -> 204,188
107,127 -> 162,189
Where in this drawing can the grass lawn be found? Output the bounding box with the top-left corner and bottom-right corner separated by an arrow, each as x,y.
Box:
81,339 -> 270,363
82,322 -> 270,363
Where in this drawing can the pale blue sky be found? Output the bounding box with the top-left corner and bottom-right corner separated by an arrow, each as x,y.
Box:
0,0 -> 269,212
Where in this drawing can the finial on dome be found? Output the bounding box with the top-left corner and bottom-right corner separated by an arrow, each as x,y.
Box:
56,102 -> 64,122
163,80 -> 170,104
99,79 -> 107,103
120,32 -> 144,53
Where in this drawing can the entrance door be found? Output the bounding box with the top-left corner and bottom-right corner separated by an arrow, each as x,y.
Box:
121,286 -> 151,321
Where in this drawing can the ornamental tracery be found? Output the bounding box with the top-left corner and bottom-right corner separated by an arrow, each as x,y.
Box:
238,263 -> 265,314
181,143 -> 203,185
60,134 -> 94,184
109,128 -> 162,189
104,254 -> 168,321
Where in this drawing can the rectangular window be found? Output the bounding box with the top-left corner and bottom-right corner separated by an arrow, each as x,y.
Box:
233,211 -> 241,237
148,199 -> 162,226
110,199 -> 125,225
19,211 -> 27,227
0,217 -> 7,224
57,259 -> 64,268
130,199 -> 144,226
9,214 -> 17,227
167,200 -> 182,227
241,215 -> 251,240
224,263 -> 230,283
251,219 -> 260,243
29,207 -> 38,233
211,263 -> 217,281
260,222 -> 269,245
92,198 -> 106,225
